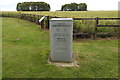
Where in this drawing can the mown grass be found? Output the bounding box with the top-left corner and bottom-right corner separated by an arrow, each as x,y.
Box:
0,17 -> 2,79
2,17 -> 118,78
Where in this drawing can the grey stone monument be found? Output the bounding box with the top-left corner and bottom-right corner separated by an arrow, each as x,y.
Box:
50,18 -> 73,62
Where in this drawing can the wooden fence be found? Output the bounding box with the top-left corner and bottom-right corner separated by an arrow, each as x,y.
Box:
1,13 -> 120,39
73,17 -> 120,39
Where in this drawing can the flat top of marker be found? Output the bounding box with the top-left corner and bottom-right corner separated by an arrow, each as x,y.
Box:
50,18 -> 73,21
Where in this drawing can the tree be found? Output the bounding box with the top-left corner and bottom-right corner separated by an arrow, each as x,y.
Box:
16,2 -> 50,11
61,3 -> 87,11
78,3 -> 87,11
16,3 -> 22,11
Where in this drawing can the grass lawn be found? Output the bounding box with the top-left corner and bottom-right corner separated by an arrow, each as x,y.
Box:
0,17 -> 2,79
2,17 -> 118,78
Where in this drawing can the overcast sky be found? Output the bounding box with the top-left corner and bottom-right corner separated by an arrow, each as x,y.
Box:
0,0 -> 120,11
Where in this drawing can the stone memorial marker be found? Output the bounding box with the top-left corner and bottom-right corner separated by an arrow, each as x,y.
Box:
50,18 -> 73,62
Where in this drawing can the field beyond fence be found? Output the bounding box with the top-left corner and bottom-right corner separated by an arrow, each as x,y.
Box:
1,11 -> 120,39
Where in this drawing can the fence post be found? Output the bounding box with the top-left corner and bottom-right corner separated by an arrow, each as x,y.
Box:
31,14 -> 33,22
26,14 -> 28,20
36,15 -> 39,24
21,13 -> 23,19
41,20 -> 44,29
47,16 -> 49,29
29,14 -> 31,21
33,15 -> 35,23
24,14 -> 26,20
93,17 -> 99,40
37,15 -> 40,24
29,14 -> 32,21
35,15 -> 37,24
38,15 -> 40,24
22,14 -> 24,19
34,15 -> 36,23
25,14 -> 27,20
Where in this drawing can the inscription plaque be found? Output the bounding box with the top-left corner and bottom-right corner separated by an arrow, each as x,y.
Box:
50,18 -> 73,62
